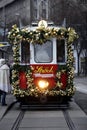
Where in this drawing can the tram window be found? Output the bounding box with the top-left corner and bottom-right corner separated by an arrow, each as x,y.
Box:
34,40 -> 53,63
57,39 -> 65,63
21,41 -> 30,63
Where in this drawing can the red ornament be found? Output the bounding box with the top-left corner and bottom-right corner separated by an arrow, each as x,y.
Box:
61,73 -> 67,89
19,71 -> 27,89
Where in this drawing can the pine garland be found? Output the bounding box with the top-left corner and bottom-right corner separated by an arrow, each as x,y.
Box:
8,24 -> 78,97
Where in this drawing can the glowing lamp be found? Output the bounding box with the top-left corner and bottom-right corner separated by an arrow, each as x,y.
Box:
38,20 -> 48,28
38,80 -> 49,90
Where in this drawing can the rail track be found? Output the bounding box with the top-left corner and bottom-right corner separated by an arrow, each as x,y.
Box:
0,101 -> 78,130
11,110 -> 25,130
63,110 -> 76,130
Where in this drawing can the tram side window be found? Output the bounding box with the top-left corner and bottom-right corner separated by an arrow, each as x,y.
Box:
34,40 -> 53,63
21,41 -> 30,63
57,39 -> 65,63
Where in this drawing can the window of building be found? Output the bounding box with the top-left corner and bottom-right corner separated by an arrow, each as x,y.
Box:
42,9 -> 46,19
80,0 -> 87,4
38,0 -> 48,19
34,8 -> 37,19
34,0 -> 37,4
21,41 -> 30,64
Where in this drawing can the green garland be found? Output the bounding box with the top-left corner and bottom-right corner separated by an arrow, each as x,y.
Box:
8,24 -> 78,97
8,24 -> 78,45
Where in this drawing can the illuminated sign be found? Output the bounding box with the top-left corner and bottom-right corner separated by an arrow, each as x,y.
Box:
31,64 -> 58,77
34,66 -> 54,73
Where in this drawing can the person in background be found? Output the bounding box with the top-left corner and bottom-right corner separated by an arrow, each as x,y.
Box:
0,58 -> 11,106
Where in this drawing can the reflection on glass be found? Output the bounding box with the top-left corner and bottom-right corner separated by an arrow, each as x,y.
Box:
34,40 -> 53,63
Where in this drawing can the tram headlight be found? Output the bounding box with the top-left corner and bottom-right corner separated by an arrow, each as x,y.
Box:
38,80 -> 49,90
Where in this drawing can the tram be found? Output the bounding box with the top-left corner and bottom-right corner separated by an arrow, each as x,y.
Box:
8,20 -> 78,107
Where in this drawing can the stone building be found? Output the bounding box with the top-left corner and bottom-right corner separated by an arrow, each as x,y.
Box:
0,0 -> 31,60
0,0 -> 87,33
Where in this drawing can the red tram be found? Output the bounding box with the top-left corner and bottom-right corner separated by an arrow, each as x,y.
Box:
8,20 -> 78,107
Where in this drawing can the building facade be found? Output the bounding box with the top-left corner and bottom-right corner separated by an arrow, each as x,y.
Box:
0,0 -> 87,32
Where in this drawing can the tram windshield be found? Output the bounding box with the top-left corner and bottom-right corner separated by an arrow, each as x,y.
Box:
34,40 -> 53,63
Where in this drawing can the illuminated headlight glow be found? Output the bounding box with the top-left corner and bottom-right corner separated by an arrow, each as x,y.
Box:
38,80 -> 49,90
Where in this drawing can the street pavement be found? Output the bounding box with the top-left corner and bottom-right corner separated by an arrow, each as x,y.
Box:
74,76 -> 87,94
74,76 -> 87,115
0,94 -> 16,119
